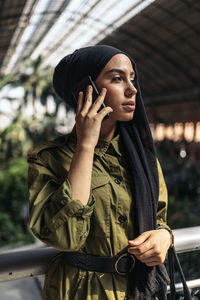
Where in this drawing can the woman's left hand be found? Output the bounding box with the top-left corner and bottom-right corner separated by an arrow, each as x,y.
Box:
128,229 -> 171,266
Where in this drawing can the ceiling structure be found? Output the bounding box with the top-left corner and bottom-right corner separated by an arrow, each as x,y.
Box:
0,0 -> 27,69
100,0 -> 200,122
0,0 -> 156,73
0,0 -> 199,123
0,0 -> 38,74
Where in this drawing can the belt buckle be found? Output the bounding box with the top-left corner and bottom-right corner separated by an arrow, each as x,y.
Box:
115,253 -> 135,276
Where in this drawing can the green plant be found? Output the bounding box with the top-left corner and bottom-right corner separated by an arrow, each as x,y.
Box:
0,158 -> 34,247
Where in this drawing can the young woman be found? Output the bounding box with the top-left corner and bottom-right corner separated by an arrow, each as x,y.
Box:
28,45 -> 173,300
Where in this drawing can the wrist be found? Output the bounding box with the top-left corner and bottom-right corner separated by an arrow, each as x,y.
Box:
156,226 -> 174,248
76,142 -> 95,152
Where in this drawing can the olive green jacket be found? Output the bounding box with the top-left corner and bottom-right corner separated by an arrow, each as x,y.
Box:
28,129 -> 169,300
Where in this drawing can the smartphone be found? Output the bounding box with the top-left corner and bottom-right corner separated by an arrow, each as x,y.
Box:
71,75 -> 109,119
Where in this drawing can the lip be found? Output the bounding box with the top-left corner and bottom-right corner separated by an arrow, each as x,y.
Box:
122,101 -> 135,112
122,101 -> 135,106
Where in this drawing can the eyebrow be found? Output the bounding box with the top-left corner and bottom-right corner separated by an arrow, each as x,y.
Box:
104,68 -> 135,76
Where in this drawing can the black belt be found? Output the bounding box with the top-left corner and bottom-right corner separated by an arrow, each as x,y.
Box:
62,252 -> 135,276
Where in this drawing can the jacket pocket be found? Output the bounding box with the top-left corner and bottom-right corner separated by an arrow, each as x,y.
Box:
90,174 -> 111,238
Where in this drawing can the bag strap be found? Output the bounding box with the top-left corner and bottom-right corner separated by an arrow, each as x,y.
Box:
168,246 -> 192,300
168,247 -> 176,300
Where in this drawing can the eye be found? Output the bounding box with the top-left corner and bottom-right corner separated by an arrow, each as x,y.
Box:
131,78 -> 136,86
111,76 -> 122,82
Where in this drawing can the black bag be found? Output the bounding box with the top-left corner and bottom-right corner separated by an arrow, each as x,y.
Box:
168,246 -> 200,300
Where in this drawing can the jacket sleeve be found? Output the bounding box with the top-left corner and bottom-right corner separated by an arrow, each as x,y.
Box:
28,151 -> 95,252
156,160 -> 171,231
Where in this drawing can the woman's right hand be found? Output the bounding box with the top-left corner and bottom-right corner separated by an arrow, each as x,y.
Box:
75,85 -> 113,149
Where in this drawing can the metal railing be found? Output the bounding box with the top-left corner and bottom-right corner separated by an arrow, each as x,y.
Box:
0,226 -> 200,291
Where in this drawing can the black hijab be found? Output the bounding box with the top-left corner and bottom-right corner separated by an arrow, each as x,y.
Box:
53,45 -> 169,299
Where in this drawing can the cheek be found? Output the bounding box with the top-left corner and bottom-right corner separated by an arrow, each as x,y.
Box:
104,95 -> 114,108
104,89 -> 119,108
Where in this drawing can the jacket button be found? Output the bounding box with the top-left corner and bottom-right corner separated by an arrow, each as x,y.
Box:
114,178 -> 121,184
118,215 -> 127,223
42,227 -> 51,236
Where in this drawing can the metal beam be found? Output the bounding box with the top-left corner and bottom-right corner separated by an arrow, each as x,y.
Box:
15,0 -> 71,63
0,0 -> 27,69
0,226 -> 200,282
0,0 -> 38,75
166,278 -> 200,293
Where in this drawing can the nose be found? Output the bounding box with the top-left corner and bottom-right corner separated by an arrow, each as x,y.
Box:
125,80 -> 137,98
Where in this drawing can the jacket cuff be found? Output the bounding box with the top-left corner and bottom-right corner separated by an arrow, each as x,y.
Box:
50,179 -> 95,229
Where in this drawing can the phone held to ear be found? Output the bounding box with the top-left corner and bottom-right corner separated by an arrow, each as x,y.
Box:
71,75 -> 109,120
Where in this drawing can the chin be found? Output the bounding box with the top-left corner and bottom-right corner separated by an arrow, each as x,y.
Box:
119,112 -> 135,122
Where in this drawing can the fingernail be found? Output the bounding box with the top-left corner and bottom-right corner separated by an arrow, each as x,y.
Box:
129,240 -> 135,245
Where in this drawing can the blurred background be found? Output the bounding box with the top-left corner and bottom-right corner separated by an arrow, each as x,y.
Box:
0,0 -> 199,299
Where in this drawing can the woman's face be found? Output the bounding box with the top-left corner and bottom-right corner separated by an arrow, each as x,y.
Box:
95,53 -> 137,122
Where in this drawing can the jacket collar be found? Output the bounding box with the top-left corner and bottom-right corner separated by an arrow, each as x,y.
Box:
68,126 -> 121,157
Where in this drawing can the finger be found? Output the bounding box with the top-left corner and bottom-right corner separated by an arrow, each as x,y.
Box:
89,88 -> 107,114
128,240 -> 153,255
81,85 -> 93,115
135,248 -> 165,265
97,106 -> 113,121
76,92 -> 84,115
145,256 -> 165,266
141,255 -> 163,264
134,248 -> 156,260
145,261 -> 161,267
133,249 -> 161,265
137,254 -> 158,264
128,231 -> 151,247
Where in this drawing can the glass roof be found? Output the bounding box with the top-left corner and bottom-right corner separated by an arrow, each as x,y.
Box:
5,0 -> 155,73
